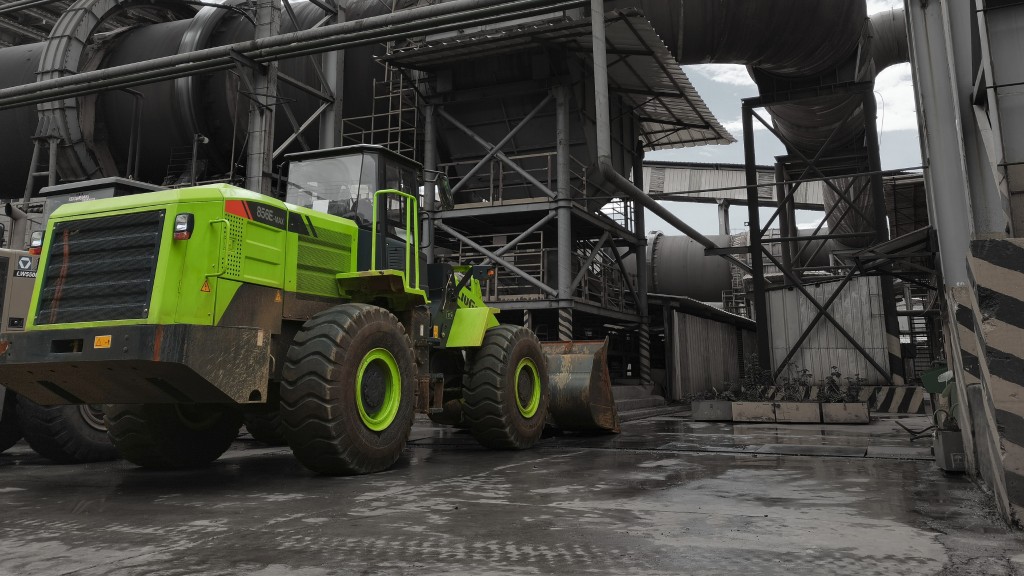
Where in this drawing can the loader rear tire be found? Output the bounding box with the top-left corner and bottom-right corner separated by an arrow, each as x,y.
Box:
280,304 -> 415,476
104,404 -> 242,469
463,324 -> 549,449
0,392 -> 21,454
243,411 -> 287,445
17,400 -> 118,463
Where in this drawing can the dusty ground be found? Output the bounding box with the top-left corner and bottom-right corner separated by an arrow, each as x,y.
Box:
0,411 -> 1021,575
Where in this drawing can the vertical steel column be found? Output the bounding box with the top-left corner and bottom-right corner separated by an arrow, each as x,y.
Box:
864,91 -> 905,386
555,85 -> 573,342
743,102 -> 771,367
319,3 -> 345,148
246,0 -> 282,195
20,139 -> 41,207
906,0 -> 974,286
717,200 -> 730,235
46,137 -> 58,188
591,0 -> 610,164
775,162 -> 795,280
423,104 -> 437,265
634,140 -> 652,389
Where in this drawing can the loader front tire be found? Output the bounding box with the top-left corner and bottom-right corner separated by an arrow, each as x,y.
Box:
0,391 -> 21,454
464,325 -> 549,449
17,400 -> 118,463
104,404 -> 242,469
280,304 -> 415,475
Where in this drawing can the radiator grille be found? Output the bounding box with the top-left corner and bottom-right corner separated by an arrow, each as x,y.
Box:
36,211 -> 165,325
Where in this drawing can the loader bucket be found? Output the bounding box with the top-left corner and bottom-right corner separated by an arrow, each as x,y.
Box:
543,339 -> 620,434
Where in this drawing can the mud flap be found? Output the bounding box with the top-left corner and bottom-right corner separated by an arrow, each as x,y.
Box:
543,339 -> 620,433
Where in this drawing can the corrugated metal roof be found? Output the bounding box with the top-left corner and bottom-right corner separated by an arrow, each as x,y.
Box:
643,163 -> 827,209
386,9 -> 734,151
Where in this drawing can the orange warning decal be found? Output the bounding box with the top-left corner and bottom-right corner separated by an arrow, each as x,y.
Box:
201,280 -> 211,293
274,291 -> 282,303
93,335 -> 112,349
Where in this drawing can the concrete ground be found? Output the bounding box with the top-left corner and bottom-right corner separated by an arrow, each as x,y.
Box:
0,410 -> 1021,576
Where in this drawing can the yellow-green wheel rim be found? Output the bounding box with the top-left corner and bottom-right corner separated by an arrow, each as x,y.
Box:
514,357 -> 541,418
356,348 -> 401,432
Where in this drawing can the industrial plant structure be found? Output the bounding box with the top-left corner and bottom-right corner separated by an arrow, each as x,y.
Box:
0,0 -> 1019,527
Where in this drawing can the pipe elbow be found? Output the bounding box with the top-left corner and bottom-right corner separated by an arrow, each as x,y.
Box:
4,202 -> 25,221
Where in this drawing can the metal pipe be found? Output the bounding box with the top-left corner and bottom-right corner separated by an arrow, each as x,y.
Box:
0,0 -> 63,15
423,104 -> 437,264
4,203 -> 27,251
0,0 -> 587,111
592,0 -> 611,165
556,84 -> 572,308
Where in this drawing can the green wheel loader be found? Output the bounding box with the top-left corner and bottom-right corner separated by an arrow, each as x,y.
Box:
0,145 -> 617,475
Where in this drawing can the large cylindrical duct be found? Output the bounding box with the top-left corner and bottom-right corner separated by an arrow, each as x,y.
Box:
611,0 -> 867,77
649,233 -> 733,302
0,0 -> 408,193
630,229 -> 837,303
0,43 -> 44,193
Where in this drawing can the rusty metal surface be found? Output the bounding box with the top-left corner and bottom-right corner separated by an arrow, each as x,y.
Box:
543,339 -> 620,433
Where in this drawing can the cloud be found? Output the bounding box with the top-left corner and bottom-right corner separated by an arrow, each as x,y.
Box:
721,108 -> 771,135
685,64 -> 755,87
866,0 -> 903,14
875,63 -> 918,133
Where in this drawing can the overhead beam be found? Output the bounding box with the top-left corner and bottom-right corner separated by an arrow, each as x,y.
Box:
0,0 -> 588,110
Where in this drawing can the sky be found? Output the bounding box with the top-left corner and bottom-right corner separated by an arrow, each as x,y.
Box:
643,0 -> 919,236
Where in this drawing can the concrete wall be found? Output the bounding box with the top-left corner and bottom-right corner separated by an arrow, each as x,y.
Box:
948,240 -> 1024,528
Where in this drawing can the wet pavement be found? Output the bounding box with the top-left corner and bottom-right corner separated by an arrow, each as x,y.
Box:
0,411 -> 1021,575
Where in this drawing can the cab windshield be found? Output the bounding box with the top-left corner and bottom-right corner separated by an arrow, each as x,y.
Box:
286,155 -> 378,225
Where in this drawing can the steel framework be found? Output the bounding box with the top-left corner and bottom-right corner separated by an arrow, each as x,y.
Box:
736,82 -> 909,385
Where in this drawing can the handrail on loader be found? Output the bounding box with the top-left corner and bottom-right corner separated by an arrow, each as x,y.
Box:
371,188 -> 420,292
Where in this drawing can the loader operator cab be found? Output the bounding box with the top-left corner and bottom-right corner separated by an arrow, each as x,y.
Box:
285,145 -> 418,230
284,145 -> 425,286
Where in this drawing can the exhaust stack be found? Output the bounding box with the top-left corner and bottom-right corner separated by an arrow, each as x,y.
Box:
4,203 -> 27,250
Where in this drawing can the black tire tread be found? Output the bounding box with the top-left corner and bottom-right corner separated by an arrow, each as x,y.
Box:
463,325 -> 549,450
16,400 -> 119,464
243,411 -> 287,445
0,392 -> 21,454
104,404 -> 242,469
279,303 -> 415,476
